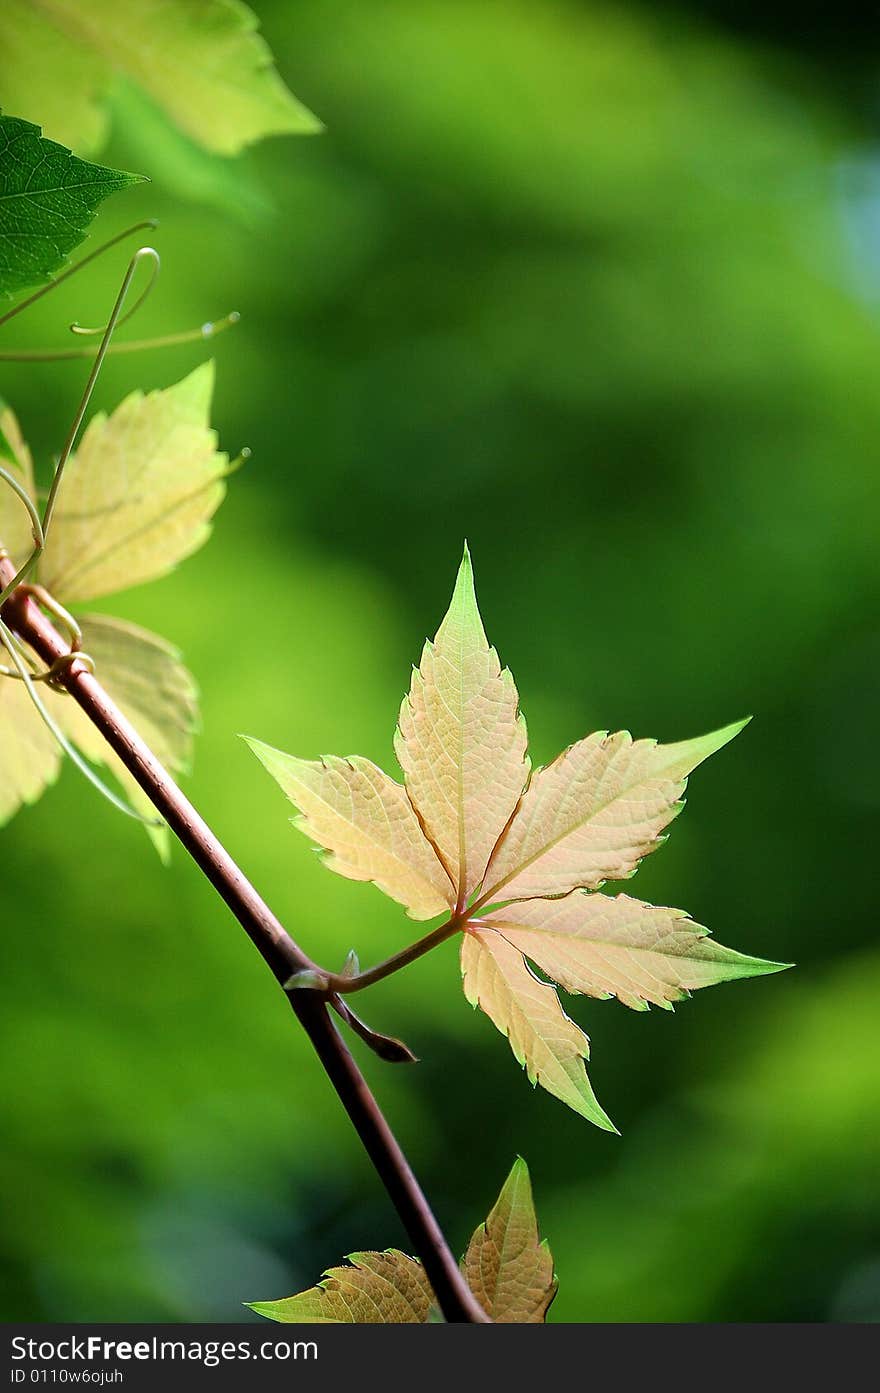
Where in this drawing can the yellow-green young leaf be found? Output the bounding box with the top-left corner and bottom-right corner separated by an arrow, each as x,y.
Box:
461,1158 -> 556,1322
0,0 -> 320,158
248,1251 -> 434,1324
244,739 -> 454,920
485,892 -> 789,1012
39,362 -> 229,604
53,616 -> 198,861
0,676 -> 62,826
0,405 -> 37,563
0,6 -> 108,154
480,721 -> 748,905
395,545 -> 529,903
460,927 -> 615,1131
0,372 -> 224,850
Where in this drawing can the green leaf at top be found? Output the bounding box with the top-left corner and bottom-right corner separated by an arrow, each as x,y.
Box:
0,0 -> 321,160
0,112 -> 144,299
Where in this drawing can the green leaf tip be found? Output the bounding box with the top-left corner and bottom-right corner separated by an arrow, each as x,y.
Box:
705,714 -> 751,749
712,950 -> 794,982
439,539 -> 489,649
0,111 -> 146,299
659,715 -> 751,783
588,1095 -> 620,1135
241,733 -> 276,761
574,1069 -> 619,1136
176,358 -> 216,410
453,539 -> 475,600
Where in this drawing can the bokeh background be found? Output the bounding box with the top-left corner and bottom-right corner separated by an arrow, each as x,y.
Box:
2,0 -> 879,1323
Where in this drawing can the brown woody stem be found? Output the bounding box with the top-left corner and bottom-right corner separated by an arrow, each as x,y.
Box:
0,556 -> 489,1324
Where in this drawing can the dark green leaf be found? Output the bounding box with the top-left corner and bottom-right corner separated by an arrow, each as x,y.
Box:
0,111 -> 144,299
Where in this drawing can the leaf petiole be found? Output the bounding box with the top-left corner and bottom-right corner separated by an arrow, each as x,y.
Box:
324,916 -> 464,996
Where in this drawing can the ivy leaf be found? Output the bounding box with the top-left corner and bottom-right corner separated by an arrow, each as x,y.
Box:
248,546 -> 786,1128
484,892 -> 788,1012
248,1250 -> 435,1325
461,1158 -> 557,1322
0,0 -> 320,159
0,365 -> 233,852
461,927 -> 615,1130
250,1159 -> 555,1324
395,543 -> 530,904
0,112 -> 143,299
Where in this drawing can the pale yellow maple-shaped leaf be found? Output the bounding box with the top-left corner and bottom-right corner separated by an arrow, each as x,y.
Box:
242,548 -> 779,1129
395,545 -> 529,904
461,1157 -> 556,1322
245,740 -> 454,921
248,1250 -> 435,1324
39,361 -> 228,604
0,405 -> 38,564
479,720 -> 747,905
52,615 -> 198,861
485,892 -> 788,1012
0,0 -> 320,158
460,927 -> 615,1131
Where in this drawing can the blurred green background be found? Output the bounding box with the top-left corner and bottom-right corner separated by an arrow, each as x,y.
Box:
2,0 -> 879,1323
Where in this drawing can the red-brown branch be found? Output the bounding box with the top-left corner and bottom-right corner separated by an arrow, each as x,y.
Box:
0,556 -> 489,1324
